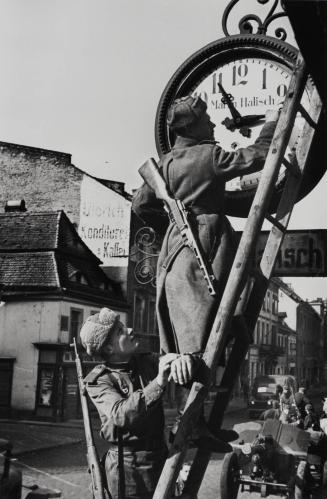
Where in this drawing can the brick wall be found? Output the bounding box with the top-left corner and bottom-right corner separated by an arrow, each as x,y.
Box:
0,141 -> 83,225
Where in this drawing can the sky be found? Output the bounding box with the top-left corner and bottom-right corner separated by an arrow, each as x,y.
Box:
0,0 -> 326,315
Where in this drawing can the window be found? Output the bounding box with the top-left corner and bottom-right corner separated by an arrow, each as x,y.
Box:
38,368 -> 55,407
272,294 -> 278,314
70,308 -> 83,342
69,268 -> 89,285
254,321 -> 259,344
60,315 -> 69,332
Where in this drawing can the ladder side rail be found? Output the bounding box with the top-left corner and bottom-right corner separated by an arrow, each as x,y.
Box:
184,274 -> 267,495
153,53 -> 307,499
184,335 -> 250,495
184,84 -> 322,498
260,87 -> 322,278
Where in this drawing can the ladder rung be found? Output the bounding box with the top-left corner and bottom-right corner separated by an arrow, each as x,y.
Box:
298,104 -> 318,129
282,158 -> 301,178
265,214 -> 287,233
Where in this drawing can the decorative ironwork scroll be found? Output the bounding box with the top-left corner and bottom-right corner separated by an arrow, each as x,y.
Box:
222,0 -> 288,40
132,227 -> 160,287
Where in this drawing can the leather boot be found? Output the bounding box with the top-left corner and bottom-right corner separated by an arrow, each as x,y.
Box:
169,386 -> 236,453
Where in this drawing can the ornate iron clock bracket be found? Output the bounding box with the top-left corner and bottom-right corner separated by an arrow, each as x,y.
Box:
222,0 -> 288,41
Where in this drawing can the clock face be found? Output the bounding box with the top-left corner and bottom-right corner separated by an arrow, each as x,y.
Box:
190,56 -> 311,192
155,35 -> 325,217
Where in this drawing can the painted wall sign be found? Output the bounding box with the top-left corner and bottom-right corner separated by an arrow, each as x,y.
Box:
79,176 -> 131,267
243,230 -> 327,277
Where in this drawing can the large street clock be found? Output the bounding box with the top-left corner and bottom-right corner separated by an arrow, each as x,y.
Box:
155,31 -> 326,217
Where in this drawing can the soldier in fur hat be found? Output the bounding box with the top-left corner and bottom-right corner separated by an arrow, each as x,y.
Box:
80,307 -> 197,499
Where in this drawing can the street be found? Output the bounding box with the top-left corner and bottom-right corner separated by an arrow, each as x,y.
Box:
6,389 -> 327,499
16,410 -> 249,499
9,392 -> 326,499
13,407 -> 319,499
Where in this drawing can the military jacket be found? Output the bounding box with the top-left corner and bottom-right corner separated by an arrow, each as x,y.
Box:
132,121 -> 277,354
84,354 -> 165,444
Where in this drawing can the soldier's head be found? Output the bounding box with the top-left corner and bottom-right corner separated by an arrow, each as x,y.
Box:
167,95 -> 215,141
80,308 -> 139,360
305,403 -> 314,414
272,400 -> 279,410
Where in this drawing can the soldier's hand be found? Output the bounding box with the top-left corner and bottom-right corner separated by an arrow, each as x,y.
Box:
156,353 -> 179,387
169,354 -> 195,385
265,109 -> 280,122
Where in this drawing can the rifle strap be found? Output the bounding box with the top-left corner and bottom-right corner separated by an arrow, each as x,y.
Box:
117,428 -> 126,499
162,157 -> 172,193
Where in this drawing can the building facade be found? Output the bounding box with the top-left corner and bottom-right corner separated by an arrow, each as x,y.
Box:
0,140 -> 132,296
0,210 -> 128,420
296,301 -> 325,386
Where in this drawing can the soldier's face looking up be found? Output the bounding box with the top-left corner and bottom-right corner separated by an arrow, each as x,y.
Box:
188,112 -> 215,141
104,322 -> 139,358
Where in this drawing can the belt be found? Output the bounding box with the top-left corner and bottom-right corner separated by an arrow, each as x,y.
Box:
188,206 -> 220,216
107,437 -> 165,452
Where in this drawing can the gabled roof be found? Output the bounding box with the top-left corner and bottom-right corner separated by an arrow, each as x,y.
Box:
0,210 -> 101,263
0,212 -> 60,251
0,210 -> 125,305
0,252 -> 59,289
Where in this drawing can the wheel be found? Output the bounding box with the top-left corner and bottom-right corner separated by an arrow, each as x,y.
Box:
220,451 -> 240,499
293,460 -> 310,499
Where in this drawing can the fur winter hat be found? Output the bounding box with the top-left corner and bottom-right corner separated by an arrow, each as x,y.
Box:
167,95 -> 207,131
80,308 -> 120,356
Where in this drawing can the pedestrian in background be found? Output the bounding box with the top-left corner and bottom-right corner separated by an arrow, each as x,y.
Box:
319,397 -> 327,435
294,386 -> 310,420
303,403 -> 320,431
260,400 -> 280,421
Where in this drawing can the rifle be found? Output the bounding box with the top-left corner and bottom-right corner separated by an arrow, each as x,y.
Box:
138,157 -> 217,296
71,339 -> 109,499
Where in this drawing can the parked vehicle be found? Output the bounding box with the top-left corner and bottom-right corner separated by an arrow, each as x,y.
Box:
220,419 -> 327,498
248,374 -> 297,418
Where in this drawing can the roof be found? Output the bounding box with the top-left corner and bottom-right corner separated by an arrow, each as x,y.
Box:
0,252 -> 59,290
0,140 -> 71,161
0,212 -> 60,251
0,210 -> 125,304
0,211 -> 101,262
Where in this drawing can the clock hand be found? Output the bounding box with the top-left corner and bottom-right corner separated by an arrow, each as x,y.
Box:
239,114 -> 265,126
218,83 -> 242,123
238,114 -> 266,137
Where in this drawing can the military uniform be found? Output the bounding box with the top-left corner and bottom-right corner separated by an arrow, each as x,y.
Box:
132,121 -> 277,354
84,354 -> 167,499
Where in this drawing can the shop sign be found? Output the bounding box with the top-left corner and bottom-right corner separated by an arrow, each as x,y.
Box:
79,176 -> 131,267
244,230 -> 327,277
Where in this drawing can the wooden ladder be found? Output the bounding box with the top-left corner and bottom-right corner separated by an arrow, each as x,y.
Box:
153,52 -> 323,499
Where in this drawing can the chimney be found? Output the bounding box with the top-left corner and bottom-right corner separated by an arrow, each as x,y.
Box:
5,200 -> 27,212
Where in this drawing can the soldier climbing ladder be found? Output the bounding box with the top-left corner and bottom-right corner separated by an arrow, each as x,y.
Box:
153,52 -> 323,499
